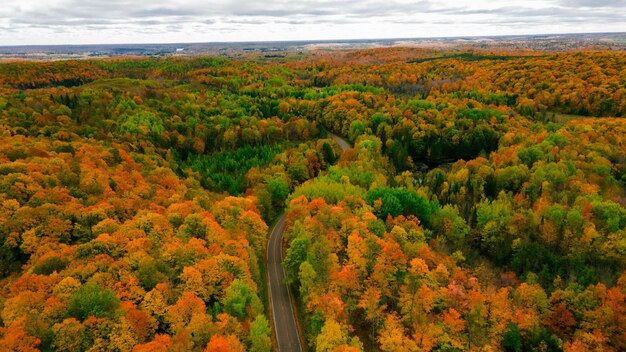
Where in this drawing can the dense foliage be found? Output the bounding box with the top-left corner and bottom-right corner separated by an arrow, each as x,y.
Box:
0,48 -> 624,351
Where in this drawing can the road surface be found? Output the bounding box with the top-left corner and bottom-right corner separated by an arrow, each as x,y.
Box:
267,133 -> 349,352
328,132 -> 350,152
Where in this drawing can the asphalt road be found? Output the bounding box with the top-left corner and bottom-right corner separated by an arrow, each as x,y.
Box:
328,132 -> 350,152
267,133 -> 350,352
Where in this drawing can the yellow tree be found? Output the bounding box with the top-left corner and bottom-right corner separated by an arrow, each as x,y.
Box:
378,314 -> 417,352
51,318 -> 86,352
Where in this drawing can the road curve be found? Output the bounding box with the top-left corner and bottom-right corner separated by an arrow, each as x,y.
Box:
328,132 -> 350,153
267,133 -> 349,352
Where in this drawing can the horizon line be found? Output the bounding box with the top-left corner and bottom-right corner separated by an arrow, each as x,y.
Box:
1,30 -> 624,48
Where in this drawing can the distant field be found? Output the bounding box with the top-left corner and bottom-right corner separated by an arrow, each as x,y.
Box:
0,32 -> 624,60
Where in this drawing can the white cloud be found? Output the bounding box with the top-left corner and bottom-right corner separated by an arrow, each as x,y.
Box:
0,0 -> 624,45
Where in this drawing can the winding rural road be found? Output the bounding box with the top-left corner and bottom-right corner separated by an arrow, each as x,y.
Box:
267,133 -> 350,352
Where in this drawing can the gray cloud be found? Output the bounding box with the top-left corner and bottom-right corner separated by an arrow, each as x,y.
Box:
559,0 -> 626,7
4,0 -> 437,26
5,0 -> 624,25
1,0 -> 625,45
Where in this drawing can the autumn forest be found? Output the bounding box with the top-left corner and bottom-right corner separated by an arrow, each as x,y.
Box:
0,48 -> 625,352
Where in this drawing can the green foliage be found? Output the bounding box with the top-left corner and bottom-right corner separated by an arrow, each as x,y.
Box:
432,205 -> 469,244
309,310 -> 326,342
368,113 -> 392,132
298,261 -> 318,298
177,213 -> 208,241
284,235 -> 311,285
0,241 -> 23,278
185,144 -> 284,195
136,258 -> 169,290
287,162 -> 309,184
367,218 -> 386,237
321,142 -> 337,165
476,197 -> 514,263
349,120 -> 366,141
291,176 -> 366,204
32,256 -> 69,275
408,99 -> 436,110
502,323 -> 522,352
68,283 -> 120,320
118,112 -> 164,136
249,315 -> 272,352
222,279 -> 263,320
267,177 -> 290,208
366,187 -> 435,225
326,164 -> 375,189
496,165 -> 530,193
523,330 -> 562,352
591,200 -> 626,233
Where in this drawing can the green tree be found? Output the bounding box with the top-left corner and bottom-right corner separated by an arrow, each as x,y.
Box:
68,283 -> 120,320
249,315 -> 271,352
267,177 -> 290,209
349,120 -> 366,141
502,323 -> 522,352
432,205 -> 469,245
322,142 -> 337,164
476,197 -> 514,263
284,235 -> 310,285
366,187 -> 434,224
222,279 -> 263,320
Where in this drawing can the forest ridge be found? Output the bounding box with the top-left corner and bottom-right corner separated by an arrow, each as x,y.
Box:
0,48 -> 625,352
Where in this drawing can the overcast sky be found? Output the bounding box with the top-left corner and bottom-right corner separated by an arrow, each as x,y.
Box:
1,0 -> 625,45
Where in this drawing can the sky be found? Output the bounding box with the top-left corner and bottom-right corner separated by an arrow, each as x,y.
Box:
0,0 -> 625,45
